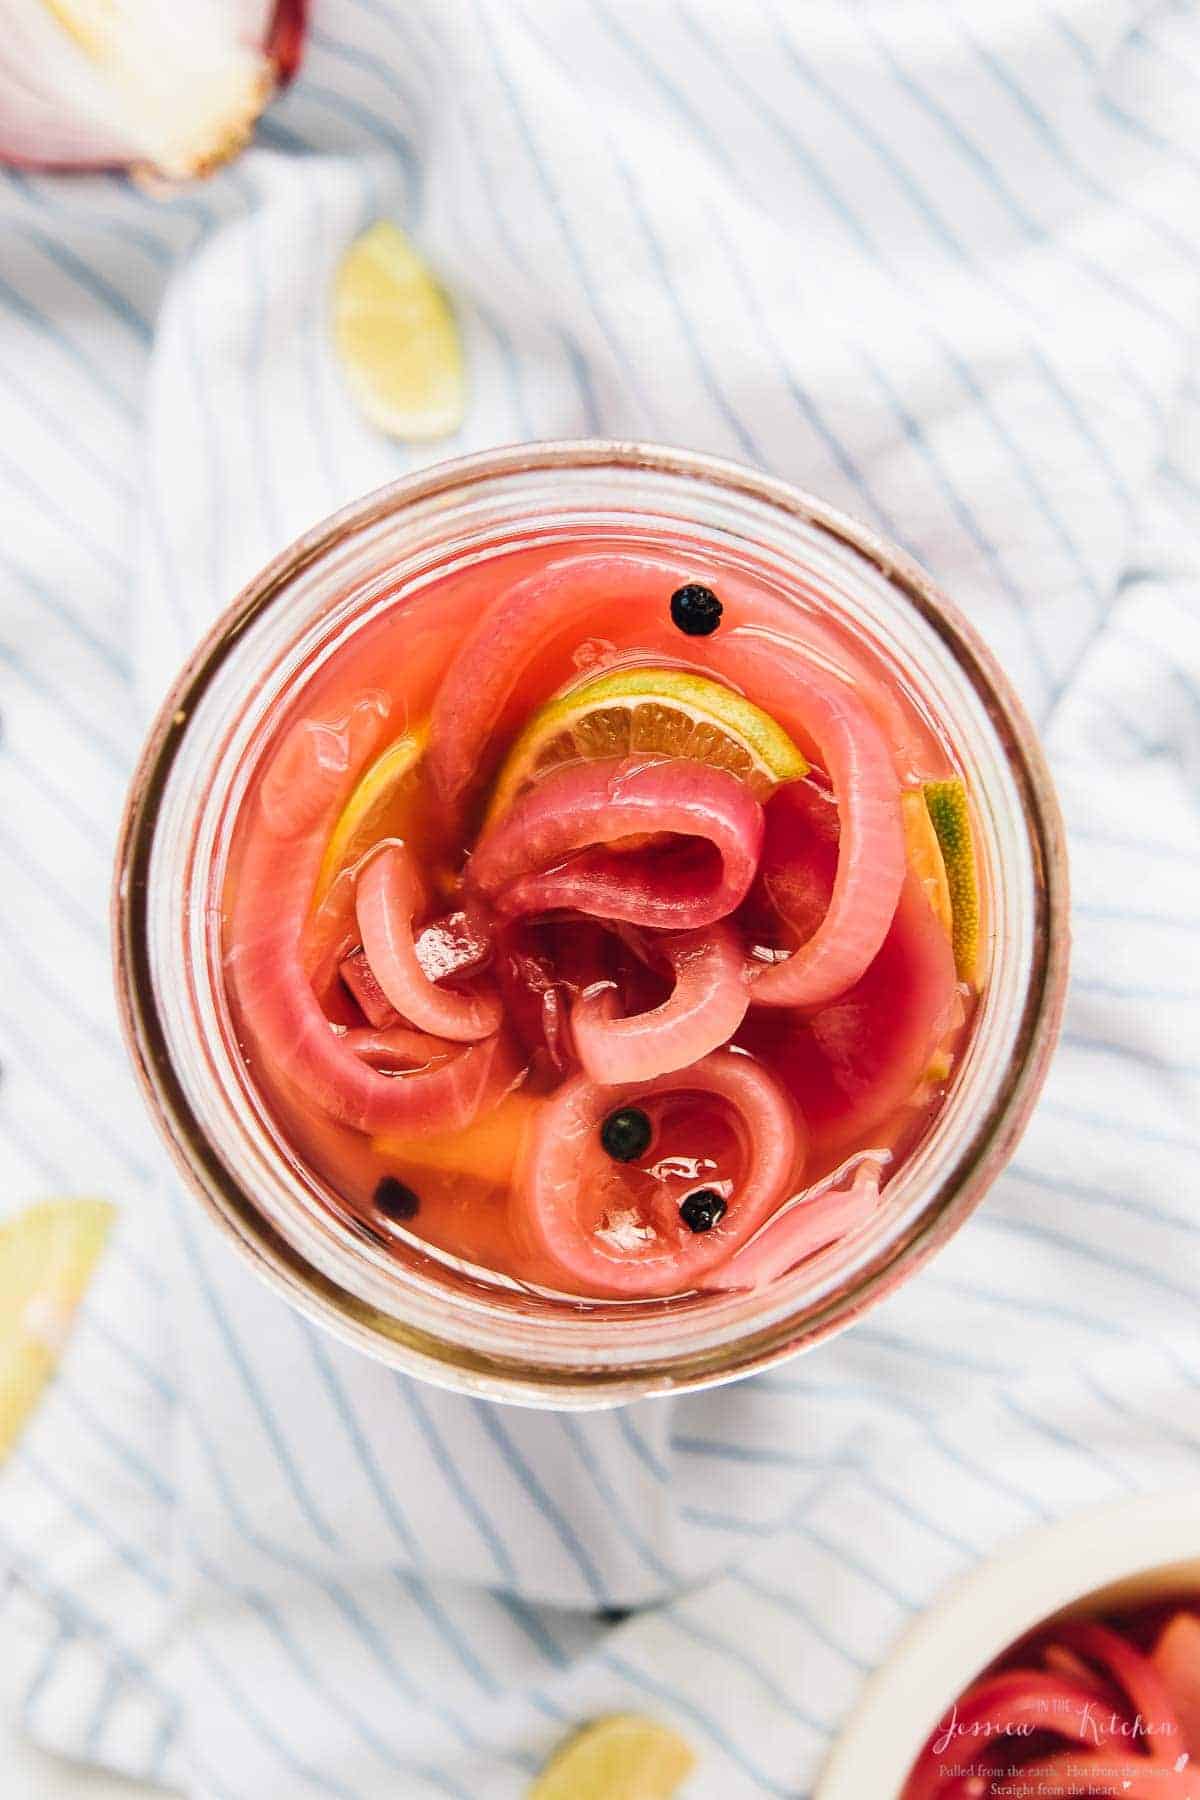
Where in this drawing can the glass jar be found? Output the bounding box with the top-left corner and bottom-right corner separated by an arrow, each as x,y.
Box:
113,441 -> 1069,1406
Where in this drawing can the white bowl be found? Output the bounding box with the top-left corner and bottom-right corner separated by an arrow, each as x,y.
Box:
815,1487 -> 1200,1800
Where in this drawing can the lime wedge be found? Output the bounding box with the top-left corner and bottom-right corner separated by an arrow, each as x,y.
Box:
314,723 -> 428,908
488,666 -> 807,826
0,1199 -> 115,1462
529,1714 -> 696,1800
334,222 -> 466,440
922,777 -> 980,984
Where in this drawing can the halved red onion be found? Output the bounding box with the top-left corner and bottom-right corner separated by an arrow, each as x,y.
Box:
515,1049 -> 799,1298
571,923 -> 749,1084
356,844 -> 502,1043
469,756 -> 763,931
0,1 -> 306,179
707,628 -> 904,1007
229,707 -> 515,1137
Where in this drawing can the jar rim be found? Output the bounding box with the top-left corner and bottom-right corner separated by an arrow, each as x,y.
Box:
113,439 -> 1070,1406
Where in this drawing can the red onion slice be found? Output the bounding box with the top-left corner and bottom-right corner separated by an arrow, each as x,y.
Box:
902,1669 -> 1127,1800
703,1150 -> 888,1292
706,628 -> 904,1007
229,708 -> 515,1137
1152,1611 -> 1200,1752
469,755 -> 763,931
571,924 -> 749,1084
515,1049 -> 799,1298
356,844 -> 502,1044
339,948 -> 399,1030
426,547 -> 917,819
1048,1621 -> 1183,1763
428,550 -> 677,817
740,868 -> 959,1163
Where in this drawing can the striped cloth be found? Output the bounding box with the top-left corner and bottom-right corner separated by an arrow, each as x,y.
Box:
2,1 -> 1200,1795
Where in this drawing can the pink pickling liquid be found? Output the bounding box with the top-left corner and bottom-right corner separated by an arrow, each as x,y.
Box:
220,532 -> 983,1301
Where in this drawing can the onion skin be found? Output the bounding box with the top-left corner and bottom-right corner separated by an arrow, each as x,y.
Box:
265,0 -> 309,85
0,0 -> 308,179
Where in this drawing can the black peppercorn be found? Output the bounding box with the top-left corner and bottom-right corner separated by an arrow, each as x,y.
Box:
679,1188 -> 727,1232
670,582 -> 723,636
600,1107 -> 653,1163
374,1176 -> 420,1221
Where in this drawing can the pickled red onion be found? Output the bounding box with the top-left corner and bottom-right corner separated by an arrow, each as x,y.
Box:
571,924 -> 749,1084
516,1049 -> 799,1298
706,629 -> 904,1007
428,546 -> 901,1004
703,1150 -> 887,1291
356,844 -> 502,1043
339,948 -> 398,1029
1049,1621 -> 1183,1762
428,551 -> 679,815
341,1024 -> 455,1069
740,869 -> 958,1162
469,756 -> 763,930
426,547 -> 918,816
903,1669 -> 1128,1800
229,709 -> 515,1137
902,1622 -> 1191,1800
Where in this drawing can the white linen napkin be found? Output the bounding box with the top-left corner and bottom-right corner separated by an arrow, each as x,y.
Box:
2,2 -> 1200,1795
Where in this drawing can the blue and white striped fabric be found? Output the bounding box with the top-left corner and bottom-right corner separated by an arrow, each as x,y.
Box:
2,2 -> 1199,1794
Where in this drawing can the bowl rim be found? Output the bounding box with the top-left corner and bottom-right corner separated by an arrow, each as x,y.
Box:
815,1486 -> 1200,1799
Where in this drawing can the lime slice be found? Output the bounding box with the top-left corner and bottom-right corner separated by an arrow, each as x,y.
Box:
0,1198 -> 115,1462
334,222 -> 466,440
922,778 -> 980,984
314,723 -> 428,908
902,790 -> 954,940
529,1714 -> 696,1800
488,666 -> 808,826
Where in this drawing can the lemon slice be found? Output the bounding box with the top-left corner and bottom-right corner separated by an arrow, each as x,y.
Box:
1,1198 -> 115,1462
529,1714 -> 696,1800
922,778 -> 980,984
314,723 -> 428,908
334,222 -> 466,440
488,666 -> 808,826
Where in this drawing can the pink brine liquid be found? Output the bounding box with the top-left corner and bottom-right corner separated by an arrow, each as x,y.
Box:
221,534 -> 985,1302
